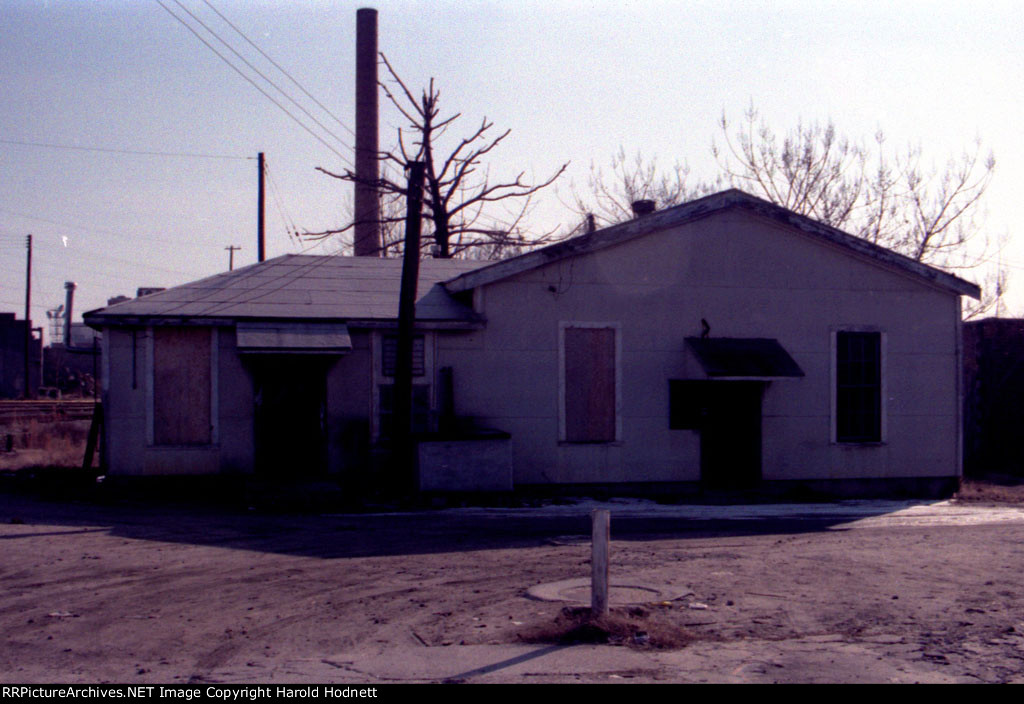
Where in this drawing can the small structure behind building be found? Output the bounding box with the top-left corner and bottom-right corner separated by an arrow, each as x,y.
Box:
963,318 -> 1024,478
0,313 -> 42,398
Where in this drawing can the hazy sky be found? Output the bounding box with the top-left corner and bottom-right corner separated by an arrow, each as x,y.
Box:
1,0 -> 1022,337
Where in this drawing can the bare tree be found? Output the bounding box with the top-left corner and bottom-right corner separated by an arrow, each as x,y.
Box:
713,105 -> 1000,316
713,106 -> 996,264
567,147 -> 719,229
305,54 -> 568,259
573,105 -> 1001,317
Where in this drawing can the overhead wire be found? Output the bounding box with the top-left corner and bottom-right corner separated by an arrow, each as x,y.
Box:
0,138 -> 252,161
154,0 -> 353,166
263,160 -> 301,247
193,248 -> 351,317
158,237 -> 354,319
168,0 -> 354,155
200,0 -> 356,139
0,207 -> 218,251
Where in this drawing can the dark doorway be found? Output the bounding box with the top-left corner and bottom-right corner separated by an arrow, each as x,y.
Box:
670,380 -> 765,490
249,356 -> 333,478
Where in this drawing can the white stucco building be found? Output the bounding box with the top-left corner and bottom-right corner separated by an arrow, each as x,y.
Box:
85,190 -> 980,496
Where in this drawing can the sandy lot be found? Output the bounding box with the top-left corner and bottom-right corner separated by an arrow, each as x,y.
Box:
1,490 -> 1023,684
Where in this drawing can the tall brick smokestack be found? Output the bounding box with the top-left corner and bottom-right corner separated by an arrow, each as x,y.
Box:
353,8 -> 381,257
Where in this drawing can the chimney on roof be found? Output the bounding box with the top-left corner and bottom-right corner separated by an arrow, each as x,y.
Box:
631,200 -> 656,217
353,8 -> 381,257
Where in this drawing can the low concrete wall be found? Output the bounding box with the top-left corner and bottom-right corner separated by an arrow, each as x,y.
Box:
418,437 -> 513,492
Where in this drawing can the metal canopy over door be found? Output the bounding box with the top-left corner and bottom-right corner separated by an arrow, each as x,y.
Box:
672,337 -> 802,490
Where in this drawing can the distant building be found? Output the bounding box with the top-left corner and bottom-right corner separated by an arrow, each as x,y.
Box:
0,312 -> 42,398
43,323 -> 101,396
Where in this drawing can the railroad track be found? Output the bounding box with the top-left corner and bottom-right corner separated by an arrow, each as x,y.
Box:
0,400 -> 96,423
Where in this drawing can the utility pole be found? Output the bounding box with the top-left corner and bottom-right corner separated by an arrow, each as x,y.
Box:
393,161 -> 424,492
23,234 -> 32,399
225,245 -> 241,271
257,152 -> 265,262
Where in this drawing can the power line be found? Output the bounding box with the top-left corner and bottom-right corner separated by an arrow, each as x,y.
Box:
169,0 -> 354,154
154,0 -> 353,166
200,0 -> 356,139
264,161 -> 300,246
0,207 -> 214,251
0,138 -> 253,160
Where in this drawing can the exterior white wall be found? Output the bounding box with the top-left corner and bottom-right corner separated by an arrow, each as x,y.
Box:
326,331 -> 372,478
438,209 -> 963,486
103,325 -> 374,477
104,326 -> 228,475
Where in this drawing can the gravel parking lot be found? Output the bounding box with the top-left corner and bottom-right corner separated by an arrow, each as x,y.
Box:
2,490 -> 1023,683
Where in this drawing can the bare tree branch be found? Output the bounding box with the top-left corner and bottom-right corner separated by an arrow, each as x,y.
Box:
305,53 -> 568,259
575,106 -> 1000,317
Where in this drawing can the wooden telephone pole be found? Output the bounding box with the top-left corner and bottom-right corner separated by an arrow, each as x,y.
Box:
257,152 -> 265,262
225,245 -> 241,271
23,234 -> 32,398
393,161 -> 425,491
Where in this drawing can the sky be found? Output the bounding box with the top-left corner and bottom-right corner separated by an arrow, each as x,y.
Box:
1,0 -> 1022,340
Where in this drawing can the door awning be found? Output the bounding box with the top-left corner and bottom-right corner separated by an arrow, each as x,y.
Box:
685,337 -> 804,378
236,322 -> 352,354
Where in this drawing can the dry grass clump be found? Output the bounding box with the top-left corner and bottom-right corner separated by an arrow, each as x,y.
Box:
518,605 -> 692,650
0,418 -> 92,470
955,477 -> 1024,505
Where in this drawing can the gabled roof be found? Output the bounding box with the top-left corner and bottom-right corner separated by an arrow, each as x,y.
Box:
84,255 -> 488,327
443,189 -> 982,299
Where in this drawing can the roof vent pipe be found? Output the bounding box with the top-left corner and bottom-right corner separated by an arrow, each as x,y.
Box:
631,199 -> 656,217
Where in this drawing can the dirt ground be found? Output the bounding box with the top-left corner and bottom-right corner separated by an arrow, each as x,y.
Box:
1,486 -> 1024,684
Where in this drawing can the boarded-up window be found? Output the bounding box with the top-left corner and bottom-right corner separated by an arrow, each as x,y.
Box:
153,327 -> 211,446
563,326 -> 616,443
836,331 -> 882,443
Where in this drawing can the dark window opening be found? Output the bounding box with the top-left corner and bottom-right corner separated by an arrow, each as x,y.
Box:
379,384 -> 431,439
836,331 -> 882,443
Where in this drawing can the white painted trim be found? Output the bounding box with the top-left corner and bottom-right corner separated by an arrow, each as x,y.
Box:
370,331 -> 381,440
100,329 -> 110,395
145,327 -> 154,446
955,298 -> 964,478
558,321 -> 622,443
472,285 -> 485,315
371,329 -> 435,441
210,327 -> 219,445
830,327 -> 887,445
881,331 -> 889,443
145,326 -> 219,448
